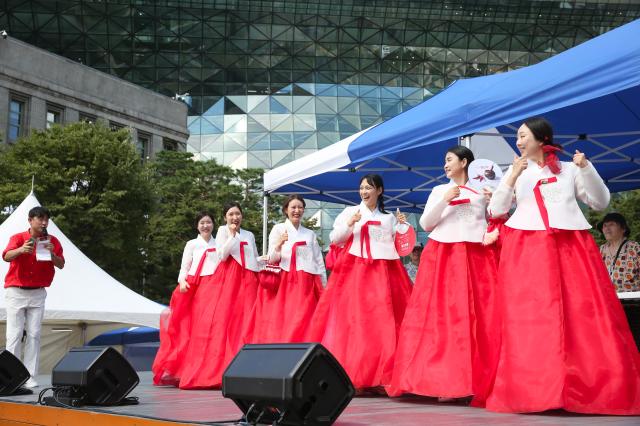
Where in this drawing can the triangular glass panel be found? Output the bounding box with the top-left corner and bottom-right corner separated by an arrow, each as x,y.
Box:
250,114 -> 272,130
270,97 -> 290,114
273,115 -> 294,132
337,116 -> 360,133
224,99 -> 245,115
248,152 -> 272,169
203,98 -> 224,116
247,116 -> 270,133
224,115 -> 247,133
292,97 -> 315,113
293,115 -> 316,132
293,84 -> 315,96
294,149 -> 317,160
201,134 -> 223,151
338,98 -> 359,115
272,151 -> 295,168
188,117 -> 202,134
270,133 -> 293,150
316,97 -> 338,114
248,133 -> 270,150
294,133 -> 317,149
201,116 -> 224,134
227,96 -> 248,113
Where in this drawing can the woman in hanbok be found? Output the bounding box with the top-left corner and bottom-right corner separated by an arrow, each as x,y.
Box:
389,146 -> 499,403
152,211 -> 218,386
483,116 -> 640,414
308,174 -> 413,391
253,195 -> 326,343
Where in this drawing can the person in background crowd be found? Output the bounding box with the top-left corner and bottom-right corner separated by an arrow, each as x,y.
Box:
599,212 -> 639,292
404,244 -> 423,283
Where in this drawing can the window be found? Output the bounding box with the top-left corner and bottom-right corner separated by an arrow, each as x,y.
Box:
163,138 -> 179,151
136,132 -> 150,159
8,95 -> 28,142
110,121 -> 125,131
46,104 -> 63,129
79,112 -> 97,123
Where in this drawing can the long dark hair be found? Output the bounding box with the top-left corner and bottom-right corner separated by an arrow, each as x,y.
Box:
360,174 -> 389,214
446,146 -> 474,172
523,116 -> 559,148
282,194 -> 306,217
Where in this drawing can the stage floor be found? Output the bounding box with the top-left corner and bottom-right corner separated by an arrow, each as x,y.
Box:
0,372 -> 638,425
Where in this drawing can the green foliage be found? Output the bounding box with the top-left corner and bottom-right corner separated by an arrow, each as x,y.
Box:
0,122 -> 152,287
588,190 -> 640,245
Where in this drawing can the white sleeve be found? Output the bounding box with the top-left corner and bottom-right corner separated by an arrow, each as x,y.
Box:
267,225 -> 283,263
216,226 -> 236,260
488,165 -> 515,217
575,162 -> 610,211
177,241 -> 194,283
330,208 -> 355,245
312,237 -> 327,286
419,188 -> 448,232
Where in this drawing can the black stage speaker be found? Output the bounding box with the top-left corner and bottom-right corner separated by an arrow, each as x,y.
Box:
50,346 -> 139,406
0,349 -> 30,395
222,343 -> 354,426
622,299 -> 640,351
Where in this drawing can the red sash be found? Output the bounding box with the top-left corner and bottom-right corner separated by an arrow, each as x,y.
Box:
533,176 -> 558,231
360,220 -> 381,262
239,241 -> 248,268
290,241 -> 307,271
191,248 -> 216,286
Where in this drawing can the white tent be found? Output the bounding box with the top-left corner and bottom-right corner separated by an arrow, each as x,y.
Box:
0,192 -> 165,373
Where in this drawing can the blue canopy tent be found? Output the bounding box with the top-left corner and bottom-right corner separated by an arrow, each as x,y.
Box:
263,18 -> 640,221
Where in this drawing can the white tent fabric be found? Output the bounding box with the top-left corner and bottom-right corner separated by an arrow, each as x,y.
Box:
0,192 -> 164,327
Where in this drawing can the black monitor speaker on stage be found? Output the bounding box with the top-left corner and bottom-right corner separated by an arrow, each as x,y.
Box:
48,346 -> 139,406
0,349 -> 30,395
222,343 -> 354,426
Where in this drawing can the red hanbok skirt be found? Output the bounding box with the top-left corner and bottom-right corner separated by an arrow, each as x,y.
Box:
178,258 -> 258,389
307,253 -> 412,389
389,240 -> 499,399
152,274 -> 214,386
271,270 -> 323,342
482,227 -> 640,414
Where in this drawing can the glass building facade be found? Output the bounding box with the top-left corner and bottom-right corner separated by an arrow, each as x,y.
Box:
3,0 -> 640,241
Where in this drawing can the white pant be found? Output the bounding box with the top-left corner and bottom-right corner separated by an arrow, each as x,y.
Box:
5,287 -> 47,377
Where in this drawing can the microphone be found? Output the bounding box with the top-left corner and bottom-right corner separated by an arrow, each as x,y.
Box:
41,227 -> 48,238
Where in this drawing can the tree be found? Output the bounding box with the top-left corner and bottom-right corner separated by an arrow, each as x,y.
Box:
0,122 -> 153,288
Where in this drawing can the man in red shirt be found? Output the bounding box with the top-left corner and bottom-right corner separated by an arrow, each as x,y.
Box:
3,206 -> 64,388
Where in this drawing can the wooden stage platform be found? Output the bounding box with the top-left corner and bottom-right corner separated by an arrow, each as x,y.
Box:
0,372 -> 638,425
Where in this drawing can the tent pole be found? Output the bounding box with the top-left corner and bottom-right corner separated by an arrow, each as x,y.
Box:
461,134 -> 472,149
262,192 -> 269,256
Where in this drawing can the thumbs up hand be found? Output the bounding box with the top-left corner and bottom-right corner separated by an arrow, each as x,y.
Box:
573,150 -> 588,168
396,208 -> 407,224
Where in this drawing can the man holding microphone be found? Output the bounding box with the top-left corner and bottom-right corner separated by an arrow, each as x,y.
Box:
3,206 -> 64,388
